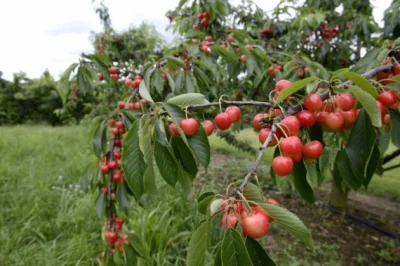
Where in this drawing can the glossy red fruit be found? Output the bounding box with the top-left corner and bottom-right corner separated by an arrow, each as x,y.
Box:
302,141 -> 323,159
113,151 -> 122,160
215,112 -> 232,130
241,207 -> 270,239
118,101 -> 126,109
114,139 -> 122,147
377,100 -> 387,115
180,118 -> 199,136
341,110 -> 358,129
321,100 -> 336,112
272,156 -> 293,176
336,94 -> 355,111
98,73 -> 104,81
168,123 -> 180,137
240,55 -> 247,63
383,114 -> 391,125
292,152 -> 303,163
303,94 -> 323,111
112,172 -> 121,182
140,99 -> 148,105
226,106 -> 241,123
394,64 -> 400,75
133,102 -> 141,110
109,120 -> 116,127
111,127 -> 119,135
116,121 -> 124,129
280,116 -> 301,136
132,79 -> 141,88
110,74 -> 119,81
258,128 -> 279,146
316,111 -> 329,126
125,78 -> 132,86
109,67 -> 118,74
280,136 -> 303,157
222,212 -> 238,229
253,113 -> 268,131
101,165 -> 110,174
296,110 -> 316,127
108,160 -> 117,169
193,24 -> 200,30
105,231 -> 118,243
274,79 -> 292,92
128,102 -> 135,110
201,120 -> 214,136
227,35 -> 234,43
115,217 -> 125,226
325,112 -> 344,132
379,91 -> 398,107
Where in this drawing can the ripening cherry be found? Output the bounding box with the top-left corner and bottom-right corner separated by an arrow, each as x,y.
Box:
296,110 -> 316,127
379,91 -> 398,107
109,67 -> 118,74
112,172 -> 121,182
133,102 -> 141,110
115,217 -> 125,226
101,165 -> 110,174
321,100 -> 336,112
227,35 -> 234,43
215,112 -> 232,130
110,74 -> 119,81
316,111 -> 329,126
302,141 -> 323,159
111,127 -> 119,135
114,139 -> 122,147
206,35 -> 212,42
180,118 -> 199,136
394,64 -> 400,75
193,24 -> 200,30
383,114 -> 391,125
325,112 -> 344,132
132,78 -> 141,88
253,113 -> 268,131
98,73 -> 104,81
279,116 -> 301,136
226,106 -> 241,123
118,101 -> 126,109
222,212 -> 238,229
105,231 -> 118,243
201,120 -> 214,136
108,160 -> 117,169
272,156 -> 293,176
116,121 -> 124,129
109,119 -> 116,127
304,67 -> 310,74
241,207 -> 269,239
377,100 -> 387,115
128,102 -> 135,110
168,123 -> 180,137
292,152 -> 303,163
140,99 -> 148,105
240,55 -> 247,64
258,128 -> 279,146
125,78 -> 132,86
303,94 -> 322,111
341,110 -> 358,129
336,94 -> 355,111
113,151 -> 122,160
118,128 -> 126,135
280,136 -> 303,157
274,79 -> 292,92
246,44 -> 252,52
221,199 -> 243,213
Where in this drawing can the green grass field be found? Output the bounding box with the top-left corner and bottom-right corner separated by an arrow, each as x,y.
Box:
0,125 -> 399,265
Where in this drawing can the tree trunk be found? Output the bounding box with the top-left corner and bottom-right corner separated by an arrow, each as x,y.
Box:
329,182 -> 349,211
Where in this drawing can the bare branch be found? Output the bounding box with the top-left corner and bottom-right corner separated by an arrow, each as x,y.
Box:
383,148 -> 400,164
383,163 -> 400,171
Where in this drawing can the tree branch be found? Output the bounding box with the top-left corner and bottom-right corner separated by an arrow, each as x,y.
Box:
108,137 -> 115,230
383,163 -> 400,171
127,88 -> 139,103
383,148 -> 400,164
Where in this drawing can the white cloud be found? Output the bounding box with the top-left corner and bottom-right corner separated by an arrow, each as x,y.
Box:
0,0 -> 391,80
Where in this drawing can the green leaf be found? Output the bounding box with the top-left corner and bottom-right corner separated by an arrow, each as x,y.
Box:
331,68 -> 350,79
214,246 -> 222,266
116,182 -> 130,210
77,64 -> 94,94
186,73 -> 195,93
175,71 -> 184,93
123,243 -> 138,266
122,120 -> 147,200
389,109 -> 400,147
221,228 -> 253,266
343,72 -> 379,98
128,232 -> 149,259
292,161 -> 315,204
348,85 -> 382,127
274,77 -> 319,105
152,68 -> 164,94
139,80 -> 154,103
304,161 -> 319,188
187,221 -> 209,266
242,182 -> 264,202
246,55 -> 258,76
346,109 -> 377,179
165,55 -> 186,67
365,144 -> 380,186
197,192 -> 216,215
258,202 -> 313,248
245,238 -> 276,266
166,72 -> 175,92
167,93 -> 210,107
335,149 -> 362,190
95,192 -> 106,219
187,125 -> 211,168
211,45 -> 237,61
154,140 -> 178,187
154,118 -> 168,146
91,54 -> 111,82
89,116 -> 105,158
172,137 -> 198,178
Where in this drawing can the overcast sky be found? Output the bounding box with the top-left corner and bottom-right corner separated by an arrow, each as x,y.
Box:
0,0 -> 391,81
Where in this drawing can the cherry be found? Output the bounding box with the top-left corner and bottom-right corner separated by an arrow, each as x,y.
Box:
316,111 -> 329,126
246,44 -> 252,52
101,165 -> 110,174
379,91 -> 398,107
274,79 -> 291,92
304,94 -> 323,111
193,25 -> 200,30
118,101 -> 126,109
201,120 -> 214,136
168,123 -> 180,137
221,199 -> 243,213
215,112 -> 232,130
111,193 -> 116,200
296,110 -> 316,127
272,156 -> 293,176
241,207 -> 269,239
321,100 -> 336,112
280,136 -> 303,157
383,114 -> 391,125
341,110 -> 358,129
105,231 -> 118,243
98,73 -> 104,81
109,120 -> 116,127
125,78 -> 132,86
114,240 -> 122,247
115,217 -> 125,227
390,100 -> 400,110
222,212 -> 238,229
304,67 -> 310,74
206,35 -> 212,42
325,112 -> 344,132
377,100 -> 387,115
226,106 -> 241,123
101,187 -> 108,194
140,99 -> 148,105
179,118 -> 199,136
116,121 -> 124,129
113,151 -> 122,160
128,102 -> 135,110
258,128 -> 279,146
253,113 -> 268,131
109,67 -> 118,74
240,55 -> 247,64
279,116 -> 300,136
112,172 -> 121,182
111,128 -> 119,135
114,139 -> 122,147
276,65 -> 283,71
292,152 -> 303,163
336,94 -> 355,111
227,36 -> 234,43
108,160 -> 117,169
302,141 -> 323,159
132,78 -> 141,88
118,128 -> 126,135
133,102 -> 141,110
110,74 -> 119,81
394,64 -> 400,75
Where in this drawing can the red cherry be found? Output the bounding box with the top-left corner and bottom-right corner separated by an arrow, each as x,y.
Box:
179,118 -> 199,136
109,67 -> 118,74
110,74 -> 119,81
140,99 -> 148,105
304,67 -> 310,73
201,120 -> 214,136
105,231 -> 118,243
227,36 -> 234,43
296,110 -> 316,127
394,64 -> 400,75
111,128 -> 119,135
390,100 -> 399,110
108,160 -> 117,169
133,102 -> 141,110
336,94 -> 355,111
253,113 -> 268,131
379,91 -> 398,107
321,100 -> 336,112
168,123 -> 180,137
302,141 -> 323,159
274,80 -> 292,92
114,139 -> 122,147
240,55 -> 247,64
292,152 -> 303,163
118,101 -> 126,109
206,35 -> 212,42
341,110 -> 358,129
280,116 -> 301,136
112,172 -> 121,182
304,94 -> 323,111
116,121 -> 124,129
115,217 -> 125,226
215,112 -> 232,130
101,187 -> 108,194
377,100 -> 387,115
316,111 -> 329,126
113,151 -> 122,160
109,120 -> 116,127
98,73 -> 104,81
241,207 -> 270,239
118,127 -> 126,135
225,106 -> 241,123
383,114 -> 391,125
280,136 -> 303,157
193,24 -> 200,30
128,102 -> 135,110
222,212 -> 238,229
272,156 -> 293,176
265,198 -> 279,205
325,112 -> 344,132
101,165 -> 110,174
125,78 -> 132,86
258,128 -> 279,146
132,79 -> 141,88
246,44 -> 252,52
276,65 -> 283,71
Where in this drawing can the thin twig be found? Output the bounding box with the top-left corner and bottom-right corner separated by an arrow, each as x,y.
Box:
127,88 -> 139,103
383,148 -> 400,164
108,137 -> 115,230
383,163 -> 400,171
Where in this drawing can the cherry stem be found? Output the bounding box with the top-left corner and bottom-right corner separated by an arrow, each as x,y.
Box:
276,123 -> 289,138
185,106 -> 189,120
127,88 -> 139,104
108,137 -> 116,231
236,191 -> 253,214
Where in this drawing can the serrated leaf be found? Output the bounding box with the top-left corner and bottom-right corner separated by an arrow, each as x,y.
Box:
187,221 -> 209,266
331,68 -> 350,79
95,192 -> 106,219
274,77 -> 319,105
348,85 -> 382,127
221,228 -> 253,266
335,149 -> 362,190
175,71 -> 184,93
365,144 -> 380,186
153,68 -> 164,94
89,116 -> 105,158
242,182 -> 264,202
166,72 -> 175,92
292,161 -> 315,204
123,243 -> 138,266
186,73 -> 195,93
245,238 -> 276,266
389,109 -> 400,147
139,80 -> 154,103
198,193 -> 216,215
154,118 -> 168,146
258,202 -> 313,248
187,125 -> 210,168
154,140 -> 178,187
343,72 -> 379,98
116,182 -> 130,210
172,137 -> 198,178
304,161 -> 319,188
165,55 -> 186,67
122,120 -> 147,200
167,93 -> 210,107
211,45 -> 237,61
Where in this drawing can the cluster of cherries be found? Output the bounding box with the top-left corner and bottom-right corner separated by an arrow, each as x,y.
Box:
118,98 -> 147,111
267,64 -> 283,77
192,11 -> 210,30
319,23 -> 340,41
221,197 -> 279,239
101,216 -> 128,258
124,74 -> 143,89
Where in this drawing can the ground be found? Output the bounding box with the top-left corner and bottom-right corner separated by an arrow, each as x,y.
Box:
0,125 -> 399,265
